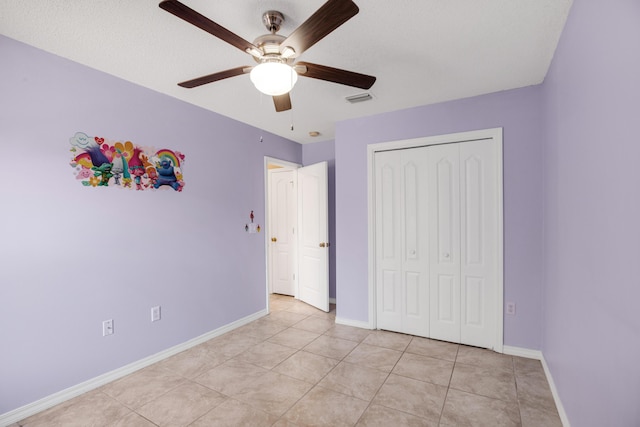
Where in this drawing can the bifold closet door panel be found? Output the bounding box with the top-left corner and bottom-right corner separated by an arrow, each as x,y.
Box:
375,150 -> 403,332
459,140 -> 498,348
375,149 -> 430,336
428,144 -> 462,343
399,148 -> 430,336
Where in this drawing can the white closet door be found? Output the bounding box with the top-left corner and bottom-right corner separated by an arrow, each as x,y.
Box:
460,140 -> 498,348
375,149 -> 430,336
375,150 -> 403,331
400,148 -> 430,336
374,135 -> 501,350
428,143 -> 462,342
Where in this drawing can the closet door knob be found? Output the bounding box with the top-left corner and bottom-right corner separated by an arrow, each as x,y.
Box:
271,237 -> 277,242
443,252 -> 450,258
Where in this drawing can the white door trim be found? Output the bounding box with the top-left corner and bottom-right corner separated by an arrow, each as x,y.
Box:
367,128 -> 504,352
264,156 -> 301,311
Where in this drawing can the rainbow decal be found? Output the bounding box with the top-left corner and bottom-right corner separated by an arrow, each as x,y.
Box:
155,149 -> 181,167
73,152 -> 93,169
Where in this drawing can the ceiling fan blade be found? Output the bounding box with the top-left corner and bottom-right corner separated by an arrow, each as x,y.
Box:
296,62 -> 376,89
178,66 -> 249,88
160,0 -> 259,55
273,93 -> 292,112
279,0 -> 359,57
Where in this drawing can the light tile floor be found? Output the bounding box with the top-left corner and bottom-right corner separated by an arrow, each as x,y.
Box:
15,295 -> 562,426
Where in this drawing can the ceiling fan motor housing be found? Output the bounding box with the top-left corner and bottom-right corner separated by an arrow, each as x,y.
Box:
252,33 -> 289,61
253,11 -> 295,64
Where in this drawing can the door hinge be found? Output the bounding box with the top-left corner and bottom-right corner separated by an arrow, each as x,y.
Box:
293,273 -> 296,280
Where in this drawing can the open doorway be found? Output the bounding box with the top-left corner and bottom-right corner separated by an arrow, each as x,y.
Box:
266,157 -> 299,299
264,156 -> 331,313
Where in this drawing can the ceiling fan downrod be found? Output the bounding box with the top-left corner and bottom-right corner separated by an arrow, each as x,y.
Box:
262,10 -> 284,33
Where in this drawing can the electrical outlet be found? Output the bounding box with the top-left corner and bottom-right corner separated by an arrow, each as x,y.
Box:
506,302 -> 516,315
102,319 -> 114,336
151,306 -> 161,322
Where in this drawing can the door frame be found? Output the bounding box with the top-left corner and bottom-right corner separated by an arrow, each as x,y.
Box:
366,128 -> 504,352
264,156 -> 301,311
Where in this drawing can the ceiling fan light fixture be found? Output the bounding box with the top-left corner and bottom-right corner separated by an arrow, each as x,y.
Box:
250,61 -> 298,96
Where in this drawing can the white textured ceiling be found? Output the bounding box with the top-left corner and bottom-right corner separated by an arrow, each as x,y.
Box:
0,0 -> 572,143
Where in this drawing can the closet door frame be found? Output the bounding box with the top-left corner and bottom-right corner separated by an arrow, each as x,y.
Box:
367,128 -> 504,353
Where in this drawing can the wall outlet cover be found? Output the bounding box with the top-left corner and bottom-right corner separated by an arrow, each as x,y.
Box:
151,306 -> 161,322
102,319 -> 114,336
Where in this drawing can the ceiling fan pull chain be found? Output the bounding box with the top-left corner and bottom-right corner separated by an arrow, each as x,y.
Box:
290,105 -> 294,131
290,70 -> 295,131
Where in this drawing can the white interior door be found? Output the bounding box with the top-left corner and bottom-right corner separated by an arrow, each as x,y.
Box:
269,169 -> 296,296
297,161 -> 330,312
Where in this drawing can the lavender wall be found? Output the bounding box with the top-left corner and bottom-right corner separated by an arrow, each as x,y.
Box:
542,1 -> 640,425
302,140 -> 336,299
334,86 -> 545,349
0,36 -> 301,414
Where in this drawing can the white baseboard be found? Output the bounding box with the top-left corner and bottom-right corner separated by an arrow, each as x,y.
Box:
503,345 -> 570,427
503,345 -> 543,360
0,309 -> 268,427
540,354 -> 571,427
334,316 -> 373,329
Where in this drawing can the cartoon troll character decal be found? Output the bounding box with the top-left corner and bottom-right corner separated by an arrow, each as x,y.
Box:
69,132 -> 185,191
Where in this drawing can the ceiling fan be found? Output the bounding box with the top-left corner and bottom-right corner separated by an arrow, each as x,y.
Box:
159,0 -> 376,112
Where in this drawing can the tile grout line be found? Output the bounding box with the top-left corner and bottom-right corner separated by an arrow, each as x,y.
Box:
348,331 -> 400,426
247,299 -> 352,425
267,318 -> 369,425
437,342 -> 461,426
512,356 -> 525,427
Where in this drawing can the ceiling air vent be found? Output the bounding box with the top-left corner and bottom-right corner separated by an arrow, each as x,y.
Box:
345,93 -> 373,104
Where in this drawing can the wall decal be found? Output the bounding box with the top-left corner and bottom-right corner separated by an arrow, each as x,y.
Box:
69,132 -> 185,191
245,210 -> 261,233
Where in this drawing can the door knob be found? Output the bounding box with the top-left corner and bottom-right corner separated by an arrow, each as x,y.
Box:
319,242 -> 325,247
443,252 -> 450,258
319,242 -> 330,248
271,237 -> 277,242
